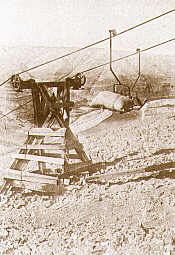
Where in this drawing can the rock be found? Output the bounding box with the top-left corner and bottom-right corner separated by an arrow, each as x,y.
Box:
6,191 -> 13,198
0,195 -> 8,204
16,200 -> 26,209
42,196 -> 50,201
64,179 -> 70,185
13,250 -> 22,255
44,200 -> 53,208
10,229 -> 22,242
98,194 -> 103,201
0,229 -> 8,239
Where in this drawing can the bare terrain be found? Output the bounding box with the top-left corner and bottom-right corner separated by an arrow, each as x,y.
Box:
0,46 -> 175,254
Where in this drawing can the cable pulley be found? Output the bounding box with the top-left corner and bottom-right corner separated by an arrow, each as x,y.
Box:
10,74 -> 22,92
74,73 -> 86,89
65,73 -> 86,90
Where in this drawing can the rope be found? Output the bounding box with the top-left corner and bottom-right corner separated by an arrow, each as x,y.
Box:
116,9 -> 175,37
0,78 -> 11,87
0,8 -> 174,88
0,99 -> 32,120
81,38 -> 175,73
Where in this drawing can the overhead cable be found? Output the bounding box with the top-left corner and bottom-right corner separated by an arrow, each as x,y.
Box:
0,8 -> 174,87
0,99 -> 32,120
81,38 -> 175,73
17,9 -> 175,75
0,38 -> 174,121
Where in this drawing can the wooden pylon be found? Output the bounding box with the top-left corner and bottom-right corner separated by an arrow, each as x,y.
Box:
1,127 -> 92,193
1,128 -> 66,193
0,78 -> 92,193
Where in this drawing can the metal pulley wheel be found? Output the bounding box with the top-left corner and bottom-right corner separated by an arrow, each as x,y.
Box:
74,72 -> 86,89
10,74 -> 22,91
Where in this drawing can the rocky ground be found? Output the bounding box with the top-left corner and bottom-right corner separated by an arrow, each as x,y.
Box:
0,101 -> 175,254
0,44 -> 174,254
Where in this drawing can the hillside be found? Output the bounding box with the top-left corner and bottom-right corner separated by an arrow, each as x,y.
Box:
0,46 -> 174,96
0,46 -> 175,254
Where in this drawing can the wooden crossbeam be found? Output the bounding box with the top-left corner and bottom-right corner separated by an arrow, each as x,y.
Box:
20,81 -> 65,89
27,128 -> 66,137
10,135 -> 35,170
19,144 -> 65,150
5,169 -> 57,184
12,154 -> 64,165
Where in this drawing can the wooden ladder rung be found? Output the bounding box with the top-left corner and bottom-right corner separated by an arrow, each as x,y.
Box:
12,154 -> 64,165
19,144 -> 66,150
5,169 -> 58,185
27,128 -> 66,137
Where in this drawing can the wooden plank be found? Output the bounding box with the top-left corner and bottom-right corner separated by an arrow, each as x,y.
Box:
37,81 -> 65,87
44,137 -> 65,144
20,81 -> 65,89
66,128 -> 90,162
12,154 -> 64,165
27,128 -> 66,137
67,153 -> 84,160
32,85 -> 43,127
11,179 -> 58,193
5,169 -> 57,184
36,137 -> 45,174
19,144 -> 66,150
70,109 -> 112,135
10,135 -> 35,170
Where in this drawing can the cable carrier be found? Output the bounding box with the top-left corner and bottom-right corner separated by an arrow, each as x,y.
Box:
1,9 -> 175,193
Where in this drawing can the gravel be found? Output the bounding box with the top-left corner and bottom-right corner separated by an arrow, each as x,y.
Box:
0,103 -> 175,254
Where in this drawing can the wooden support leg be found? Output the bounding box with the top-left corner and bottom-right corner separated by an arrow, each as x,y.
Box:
32,83 -> 43,127
65,78 -> 71,127
35,137 -> 46,174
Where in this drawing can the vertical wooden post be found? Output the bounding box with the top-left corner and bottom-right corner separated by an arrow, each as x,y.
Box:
31,81 -> 42,127
65,78 -> 71,127
31,81 -> 45,172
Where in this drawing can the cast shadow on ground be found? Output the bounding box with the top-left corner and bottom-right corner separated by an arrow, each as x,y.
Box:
112,161 -> 175,186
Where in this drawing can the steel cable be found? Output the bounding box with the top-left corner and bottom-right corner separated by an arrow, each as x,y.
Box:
0,37 -> 174,120
0,8 -> 174,87
0,99 -> 32,120
81,38 -> 175,74
0,38 -> 174,119
16,9 -> 175,75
